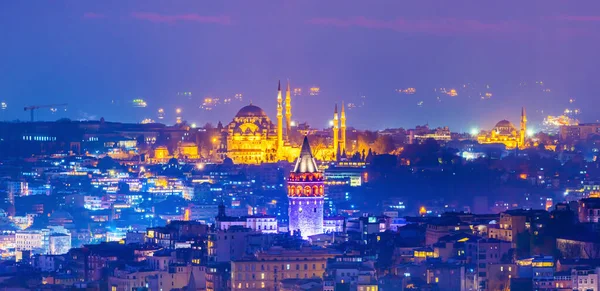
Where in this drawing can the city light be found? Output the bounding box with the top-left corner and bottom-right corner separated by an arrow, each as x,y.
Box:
3,5 -> 597,286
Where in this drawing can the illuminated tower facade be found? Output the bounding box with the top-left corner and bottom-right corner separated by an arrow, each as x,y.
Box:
520,107 -> 527,147
340,102 -> 346,154
285,80 -> 292,140
287,136 -> 324,238
276,81 -> 284,153
333,104 -> 339,158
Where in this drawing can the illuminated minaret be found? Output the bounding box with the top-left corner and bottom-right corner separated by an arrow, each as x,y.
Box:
340,101 -> 347,154
520,106 -> 527,147
285,80 -> 292,140
276,81 -> 284,155
333,104 -> 339,158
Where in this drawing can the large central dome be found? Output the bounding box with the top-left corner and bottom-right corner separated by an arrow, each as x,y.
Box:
494,119 -> 516,135
235,104 -> 268,118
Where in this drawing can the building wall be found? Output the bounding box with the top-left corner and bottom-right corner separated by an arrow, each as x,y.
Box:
49,234 -> 71,255
208,227 -> 257,262
15,230 -> 47,252
288,197 -> 324,238
231,259 -> 328,290
571,268 -> 600,291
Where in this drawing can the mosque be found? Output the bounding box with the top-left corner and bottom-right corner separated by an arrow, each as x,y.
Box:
476,107 -> 529,149
222,81 -> 348,164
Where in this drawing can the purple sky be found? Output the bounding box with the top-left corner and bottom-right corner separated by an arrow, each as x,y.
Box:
1,1 -> 600,131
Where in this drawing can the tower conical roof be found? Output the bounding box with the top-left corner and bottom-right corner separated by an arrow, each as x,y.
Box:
293,136 -> 319,173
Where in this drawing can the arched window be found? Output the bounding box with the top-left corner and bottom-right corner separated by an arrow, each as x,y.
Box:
304,186 -> 312,195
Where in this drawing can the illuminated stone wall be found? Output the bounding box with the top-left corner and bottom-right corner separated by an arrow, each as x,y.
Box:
288,197 -> 324,238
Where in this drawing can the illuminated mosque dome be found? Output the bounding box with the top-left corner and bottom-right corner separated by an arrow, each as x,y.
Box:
225,103 -> 277,164
493,120 -> 517,135
235,104 -> 268,118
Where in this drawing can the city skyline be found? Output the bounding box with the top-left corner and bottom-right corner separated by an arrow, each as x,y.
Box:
2,1 -> 600,129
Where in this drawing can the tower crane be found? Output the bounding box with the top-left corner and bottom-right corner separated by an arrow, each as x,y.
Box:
24,103 -> 68,122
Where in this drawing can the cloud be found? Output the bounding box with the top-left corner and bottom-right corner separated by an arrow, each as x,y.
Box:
554,15 -> 600,22
306,16 -> 528,35
83,12 -> 106,19
131,12 -> 231,25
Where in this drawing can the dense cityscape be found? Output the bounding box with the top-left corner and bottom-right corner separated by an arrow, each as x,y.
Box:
4,1 -> 600,291
0,80 -> 600,290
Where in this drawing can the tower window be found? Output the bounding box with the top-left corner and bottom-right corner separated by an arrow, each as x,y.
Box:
314,208 -> 317,213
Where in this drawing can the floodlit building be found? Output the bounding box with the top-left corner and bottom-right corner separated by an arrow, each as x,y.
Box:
231,247 -> 339,290
288,136 -> 325,238
477,107 -> 528,149
223,81 -> 348,164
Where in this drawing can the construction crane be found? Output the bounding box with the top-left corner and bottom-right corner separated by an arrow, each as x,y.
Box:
24,103 -> 68,122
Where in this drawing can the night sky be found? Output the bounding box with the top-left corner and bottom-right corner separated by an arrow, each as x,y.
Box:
1,1 -> 600,131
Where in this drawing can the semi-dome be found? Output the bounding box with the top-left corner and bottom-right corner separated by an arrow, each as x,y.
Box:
235,104 -> 267,118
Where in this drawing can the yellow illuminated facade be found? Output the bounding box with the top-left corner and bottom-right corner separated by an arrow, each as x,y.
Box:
154,146 -> 170,162
477,107 -> 528,149
231,247 -> 337,290
223,81 -> 349,164
178,142 -> 199,160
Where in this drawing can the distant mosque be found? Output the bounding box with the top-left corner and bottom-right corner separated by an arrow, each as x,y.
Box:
477,107 -> 529,149
221,81 -> 348,164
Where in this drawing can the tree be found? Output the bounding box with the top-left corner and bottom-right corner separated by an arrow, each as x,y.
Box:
97,156 -> 117,172
372,135 -> 395,154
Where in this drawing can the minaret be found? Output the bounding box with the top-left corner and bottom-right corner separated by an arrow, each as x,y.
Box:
333,104 -> 339,159
340,101 -> 347,154
277,81 -> 284,156
520,107 -> 527,147
285,80 -> 292,140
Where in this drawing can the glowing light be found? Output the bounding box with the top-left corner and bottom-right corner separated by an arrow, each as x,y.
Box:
176,108 -> 182,114
196,163 -> 204,170
132,99 -> 147,108
526,129 -> 535,137
470,128 -> 479,136
329,120 -> 334,126
290,121 -> 296,127
191,123 -> 197,128
309,87 -> 320,96
212,137 -> 218,143
419,206 -> 427,216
